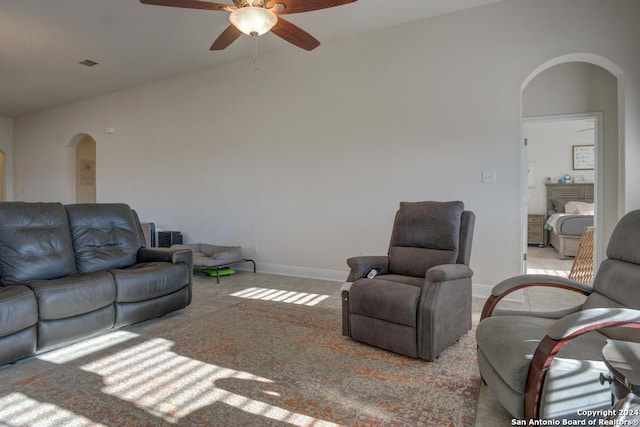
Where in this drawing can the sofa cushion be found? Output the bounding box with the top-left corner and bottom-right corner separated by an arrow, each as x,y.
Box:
0,285 -> 38,338
111,262 -> 190,303
0,327 -> 37,366
37,305 -> 116,351
371,274 -> 424,288
27,271 -> 116,320
66,203 -> 143,273
0,202 -> 77,284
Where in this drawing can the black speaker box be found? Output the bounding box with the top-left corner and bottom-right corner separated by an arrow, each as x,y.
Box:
158,230 -> 183,247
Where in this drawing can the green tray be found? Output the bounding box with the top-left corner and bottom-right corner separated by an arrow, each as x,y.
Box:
201,267 -> 236,277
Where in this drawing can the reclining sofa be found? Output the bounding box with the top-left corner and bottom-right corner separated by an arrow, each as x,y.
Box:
0,202 -> 193,367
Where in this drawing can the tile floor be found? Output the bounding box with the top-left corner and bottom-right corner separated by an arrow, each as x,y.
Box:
526,245 -> 574,277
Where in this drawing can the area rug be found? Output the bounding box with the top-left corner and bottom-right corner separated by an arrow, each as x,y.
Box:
0,300 -> 481,426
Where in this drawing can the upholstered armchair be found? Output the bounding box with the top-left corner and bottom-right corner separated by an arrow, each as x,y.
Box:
342,201 -> 475,361
476,210 -> 640,421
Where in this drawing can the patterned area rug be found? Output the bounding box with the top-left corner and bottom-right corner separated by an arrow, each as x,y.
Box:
0,300 -> 480,426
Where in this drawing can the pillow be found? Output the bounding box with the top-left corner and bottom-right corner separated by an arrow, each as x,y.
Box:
551,199 -> 566,213
551,198 -> 594,213
564,201 -> 580,214
574,201 -> 595,215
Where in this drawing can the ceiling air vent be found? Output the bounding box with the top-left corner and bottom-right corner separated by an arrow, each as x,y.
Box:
78,59 -> 99,67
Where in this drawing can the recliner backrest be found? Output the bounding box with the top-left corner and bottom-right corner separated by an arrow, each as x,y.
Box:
457,210 -> 475,266
66,203 -> 143,274
387,201 -> 467,277
582,209 -> 640,341
0,202 -> 77,284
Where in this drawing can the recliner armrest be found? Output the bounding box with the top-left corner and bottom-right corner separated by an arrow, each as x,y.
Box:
346,256 -> 389,281
492,274 -> 590,297
481,274 -> 593,320
425,264 -> 473,283
340,282 -> 353,293
547,307 -> 640,340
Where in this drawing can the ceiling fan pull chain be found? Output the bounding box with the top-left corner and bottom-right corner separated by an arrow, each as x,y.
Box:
251,31 -> 259,74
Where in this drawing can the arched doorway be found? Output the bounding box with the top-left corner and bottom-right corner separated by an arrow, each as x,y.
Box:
523,113 -> 600,275
521,57 -> 621,276
67,134 -> 97,203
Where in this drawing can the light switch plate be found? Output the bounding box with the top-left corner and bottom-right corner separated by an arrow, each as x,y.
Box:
482,170 -> 496,183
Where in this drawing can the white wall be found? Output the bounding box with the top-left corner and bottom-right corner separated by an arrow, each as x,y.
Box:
11,0 -> 640,288
0,117 -> 13,201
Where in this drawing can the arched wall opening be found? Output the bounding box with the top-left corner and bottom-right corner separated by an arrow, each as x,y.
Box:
67,134 -> 97,203
521,54 -> 622,273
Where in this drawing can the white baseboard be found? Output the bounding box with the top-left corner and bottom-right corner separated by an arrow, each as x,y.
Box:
235,262 -> 348,282
472,283 -> 494,299
471,283 -> 525,303
236,263 -> 525,302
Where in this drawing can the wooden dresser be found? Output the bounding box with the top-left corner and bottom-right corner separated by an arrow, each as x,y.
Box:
527,214 -> 545,247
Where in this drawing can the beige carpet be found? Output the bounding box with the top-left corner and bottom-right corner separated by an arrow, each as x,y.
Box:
0,298 -> 480,426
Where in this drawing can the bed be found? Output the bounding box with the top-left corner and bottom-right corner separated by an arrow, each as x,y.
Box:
544,183 -> 594,258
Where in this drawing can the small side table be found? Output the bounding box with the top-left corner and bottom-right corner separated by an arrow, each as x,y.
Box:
601,340 -> 640,421
527,214 -> 545,247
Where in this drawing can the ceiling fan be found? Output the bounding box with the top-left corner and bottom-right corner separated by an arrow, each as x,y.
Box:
139,0 -> 357,51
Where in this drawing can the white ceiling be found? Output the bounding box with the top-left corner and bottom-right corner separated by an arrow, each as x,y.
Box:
0,0 -> 502,118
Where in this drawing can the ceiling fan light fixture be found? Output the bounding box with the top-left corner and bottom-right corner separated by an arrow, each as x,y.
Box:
229,7 -> 277,37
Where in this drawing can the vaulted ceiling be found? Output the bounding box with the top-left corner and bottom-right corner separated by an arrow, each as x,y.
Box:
0,0 -> 502,118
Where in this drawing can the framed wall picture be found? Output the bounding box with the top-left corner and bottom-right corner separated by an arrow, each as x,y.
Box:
573,145 -> 595,170
80,159 -> 95,185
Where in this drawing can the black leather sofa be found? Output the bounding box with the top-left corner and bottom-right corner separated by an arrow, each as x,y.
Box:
0,202 -> 192,366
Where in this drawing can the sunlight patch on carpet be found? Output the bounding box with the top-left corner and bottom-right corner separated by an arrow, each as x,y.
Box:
36,331 -> 139,364
230,287 -> 329,306
80,337 -> 340,426
0,392 -> 105,427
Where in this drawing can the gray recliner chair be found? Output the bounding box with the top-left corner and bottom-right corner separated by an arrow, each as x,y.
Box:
342,201 -> 475,361
476,209 -> 640,421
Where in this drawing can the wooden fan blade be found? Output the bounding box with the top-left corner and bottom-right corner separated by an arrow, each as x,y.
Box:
210,25 -> 243,50
139,0 -> 231,12
266,0 -> 356,14
270,18 -> 320,51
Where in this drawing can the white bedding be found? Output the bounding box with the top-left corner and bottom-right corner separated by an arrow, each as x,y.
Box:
545,213 -> 593,236
545,213 -> 565,231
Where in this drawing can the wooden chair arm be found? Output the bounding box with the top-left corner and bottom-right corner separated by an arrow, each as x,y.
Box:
480,275 -> 592,320
524,309 -> 640,419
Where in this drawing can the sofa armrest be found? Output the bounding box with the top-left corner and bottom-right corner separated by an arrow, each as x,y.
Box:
137,247 -> 193,268
480,274 -> 593,320
346,256 -> 389,281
